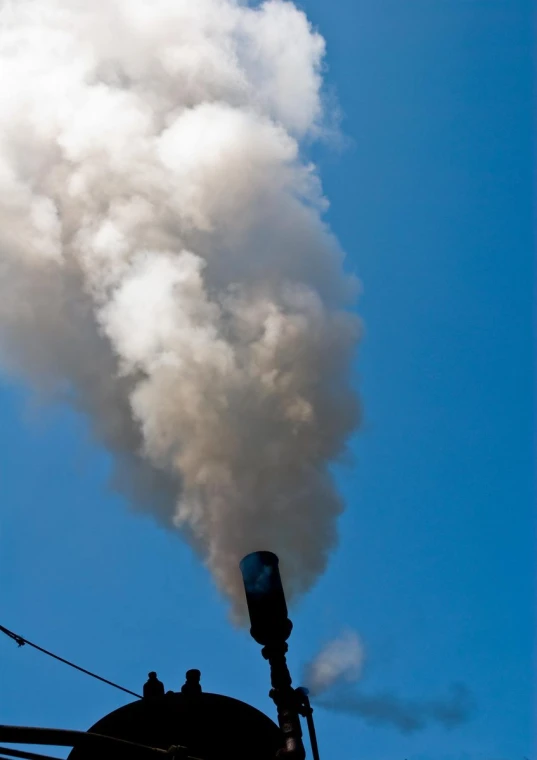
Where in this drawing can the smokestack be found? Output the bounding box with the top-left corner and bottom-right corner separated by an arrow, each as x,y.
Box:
240,551 -> 306,759
240,551 -> 292,645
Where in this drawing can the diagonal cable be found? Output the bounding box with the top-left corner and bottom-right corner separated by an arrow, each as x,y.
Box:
0,623 -> 142,700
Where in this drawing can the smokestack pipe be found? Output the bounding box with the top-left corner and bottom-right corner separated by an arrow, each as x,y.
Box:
240,552 -> 306,760
240,551 -> 293,645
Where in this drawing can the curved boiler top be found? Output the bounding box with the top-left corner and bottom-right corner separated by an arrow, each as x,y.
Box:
67,690 -> 282,760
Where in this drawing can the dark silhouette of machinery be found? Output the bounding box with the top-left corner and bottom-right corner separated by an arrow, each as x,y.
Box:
0,552 -> 320,760
68,669 -> 283,760
143,671 -> 165,699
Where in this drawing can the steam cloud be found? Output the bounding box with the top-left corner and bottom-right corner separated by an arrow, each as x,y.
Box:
0,0 -> 360,610
304,633 -> 474,733
304,629 -> 365,695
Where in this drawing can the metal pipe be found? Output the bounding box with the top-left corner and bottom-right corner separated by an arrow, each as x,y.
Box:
0,726 -> 202,759
0,747 -> 64,760
0,726 -> 165,756
239,551 -> 293,646
240,552 -> 306,760
262,641 -> 305,760
295,688 -> 321,760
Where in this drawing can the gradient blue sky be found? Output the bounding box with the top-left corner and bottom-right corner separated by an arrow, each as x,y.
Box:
0,2 -> 534,759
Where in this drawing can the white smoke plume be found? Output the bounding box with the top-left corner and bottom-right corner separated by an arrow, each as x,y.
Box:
0,0 -> 360,611
303,629 -> 365,695
304,632 -> 474,733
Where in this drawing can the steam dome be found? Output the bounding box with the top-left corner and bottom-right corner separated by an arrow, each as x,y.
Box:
68,688 -> 282,760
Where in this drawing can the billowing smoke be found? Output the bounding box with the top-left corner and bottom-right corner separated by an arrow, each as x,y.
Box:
304,632 -> 474,733
0,0 -> 360,611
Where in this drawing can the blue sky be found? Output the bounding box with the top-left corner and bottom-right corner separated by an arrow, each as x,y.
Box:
0,2 -> 534,760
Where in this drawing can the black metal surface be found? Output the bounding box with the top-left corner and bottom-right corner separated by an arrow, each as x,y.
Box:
66,691 -> 282,760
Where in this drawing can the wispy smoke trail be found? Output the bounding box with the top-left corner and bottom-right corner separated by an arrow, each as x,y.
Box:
303,629 -> 365,695
317,683 -> 474,733
304,633 -> 474,733
0,0 -> 360,611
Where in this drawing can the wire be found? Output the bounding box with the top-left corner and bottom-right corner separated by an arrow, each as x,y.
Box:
0,623 -> 142,700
